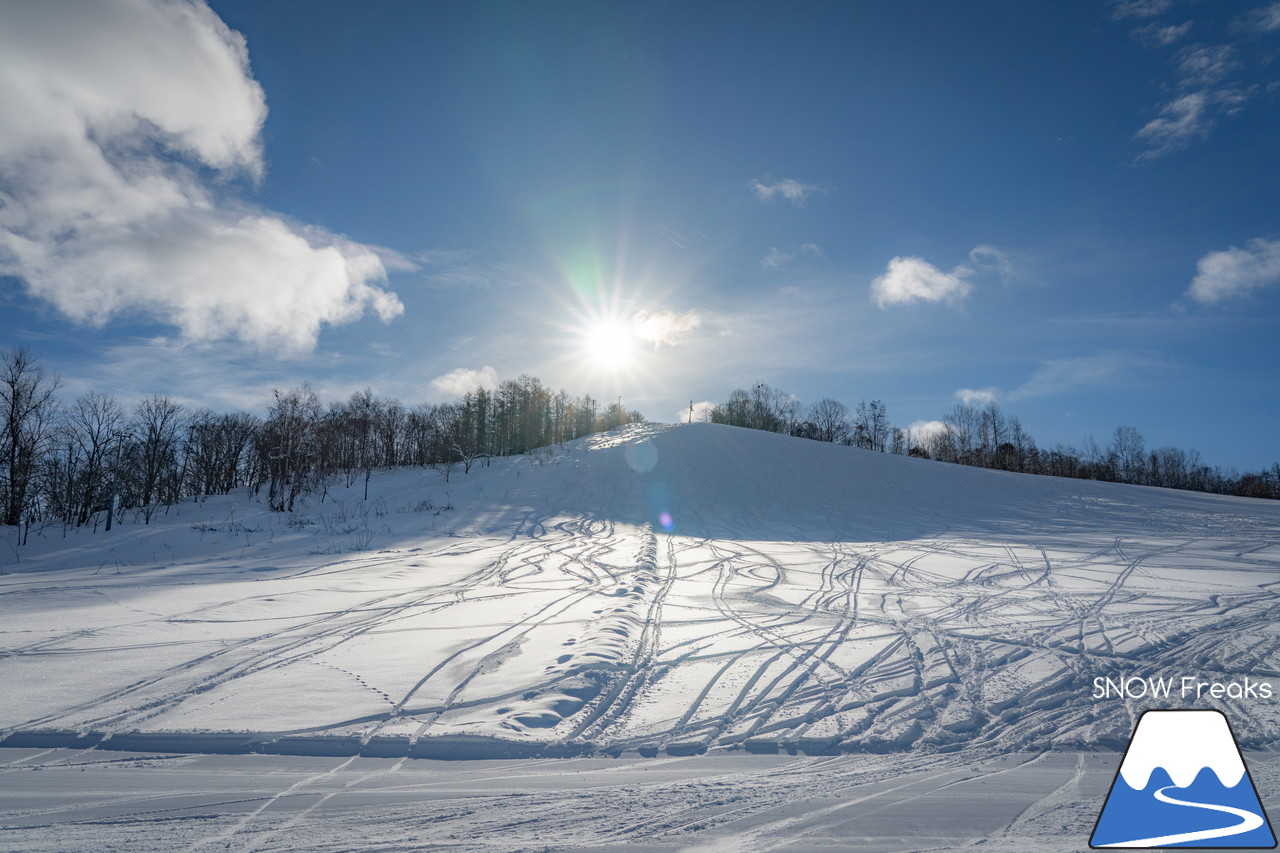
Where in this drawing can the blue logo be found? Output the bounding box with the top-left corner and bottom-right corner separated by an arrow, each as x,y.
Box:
1091,709 -> 1276,848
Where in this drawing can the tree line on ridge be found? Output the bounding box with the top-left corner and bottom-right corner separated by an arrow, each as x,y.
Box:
3,348 -> 1277,543
705,381 -> 1280,500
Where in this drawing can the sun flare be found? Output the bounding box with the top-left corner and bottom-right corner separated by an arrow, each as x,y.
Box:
583,320 -> 636,371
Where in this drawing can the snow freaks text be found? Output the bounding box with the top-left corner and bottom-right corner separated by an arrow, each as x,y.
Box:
1093,676 -> 1274,701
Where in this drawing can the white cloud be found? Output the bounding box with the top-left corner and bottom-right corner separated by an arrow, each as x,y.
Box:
678,401 -> 717,424
1239,2 -> 1280,33
762,243 -> 824,268
871,256 -> 972,308
1135,85 -> 1261,161
1188,238 -> 1280,303
8,214 -> 402,351
633,309 -> 701,348
1112,0 -> 1173,20
1009,351 -> 1173,400
429,366 -> 499,399
761,247 -> 794,269
749,176 -> 829,206
1125,30 -> 1265,161
1176,44 -> 1239,88
1135,92 -> 1211,158
1134,21 -> 1194,46
966,244 -> 1014,283
59,340 -> 276,414
932,353 -> 1176,408
415,250 -> 516,291
908,420 -> 950,442
955,387 -> 999,406
0,0 -> 401,353
1116,0 -> 1272,163
1217,86 -> 1254,115
653,224 -> 707,249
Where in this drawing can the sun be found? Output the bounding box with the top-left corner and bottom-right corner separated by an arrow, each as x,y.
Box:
583,320 -> 637,371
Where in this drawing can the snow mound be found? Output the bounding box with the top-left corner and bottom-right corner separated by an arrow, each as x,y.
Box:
3,422 -> 1280,758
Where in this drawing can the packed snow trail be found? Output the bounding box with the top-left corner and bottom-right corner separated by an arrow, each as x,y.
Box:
0,748 -> 1129,852
4,747 -> 1278,852
2,423 -> 1279,757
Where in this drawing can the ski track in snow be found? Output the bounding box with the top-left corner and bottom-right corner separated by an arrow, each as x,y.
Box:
1,422 -> 1279,762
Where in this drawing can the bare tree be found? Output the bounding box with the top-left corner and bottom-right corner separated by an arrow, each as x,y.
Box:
423,402 -> 478,478
1079,434 -> 1106,479
854,400 -> 892,452
711,389 -> 751,428
1007,416 -> 1036,473
943,403 -> 981,464
130,395 -> 183,522
891,427 -> 908,455
1148,446 -> 1186,490
0,347 -> 60,528
1109,425 -> 1146,485
185,410 -> 258,497
258,385 -> 323,512
66,392 -> 127,525
403,403 -> 445,467
711,383 -> 798,434
807,398 -> 851,444
341,388 -> 379,497
376,398 -> 404,468
980,401 -> 1007,467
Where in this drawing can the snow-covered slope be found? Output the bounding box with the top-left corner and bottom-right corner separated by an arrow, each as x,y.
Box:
2,422 -> 1279,758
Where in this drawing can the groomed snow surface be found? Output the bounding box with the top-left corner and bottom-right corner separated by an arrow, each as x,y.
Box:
2,423 -> 1279,850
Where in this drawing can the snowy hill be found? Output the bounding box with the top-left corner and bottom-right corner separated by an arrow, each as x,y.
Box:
3,422 -> 1279,758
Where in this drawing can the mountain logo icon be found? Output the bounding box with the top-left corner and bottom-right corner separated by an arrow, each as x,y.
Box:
1091,709 -> 1277,848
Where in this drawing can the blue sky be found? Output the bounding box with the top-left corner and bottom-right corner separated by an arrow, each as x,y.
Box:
1,0 -> 1278,470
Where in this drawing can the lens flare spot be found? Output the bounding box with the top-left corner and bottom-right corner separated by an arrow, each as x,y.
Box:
625,439 -> 658,473
658,512 -> 674,531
